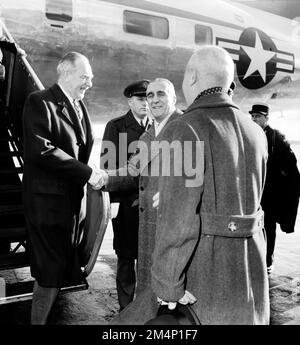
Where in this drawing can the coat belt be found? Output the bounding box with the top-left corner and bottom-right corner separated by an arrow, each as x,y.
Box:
200,209 -> 264,238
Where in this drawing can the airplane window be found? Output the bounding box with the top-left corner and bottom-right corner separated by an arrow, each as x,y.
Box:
195,24 -> 213,45
124,11 -> 169,39
45,0 -> 72,23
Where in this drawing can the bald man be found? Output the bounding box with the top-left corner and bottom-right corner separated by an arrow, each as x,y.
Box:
149,46 -> 270,324
111,46 -> 270,325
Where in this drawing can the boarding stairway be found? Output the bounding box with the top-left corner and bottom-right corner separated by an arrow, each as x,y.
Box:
0,22 -> 111,305
0,23 -> 89,304
0,28 -> 42,271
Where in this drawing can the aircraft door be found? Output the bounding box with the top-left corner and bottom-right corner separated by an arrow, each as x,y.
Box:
79,186 -> 111,277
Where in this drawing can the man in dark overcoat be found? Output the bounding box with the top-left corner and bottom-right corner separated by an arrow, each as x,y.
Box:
22,52 -> 102,324
250,103 -> 300,273
111,47 -> 270,325
100,78 -> 182,297
100,80 -> 149,310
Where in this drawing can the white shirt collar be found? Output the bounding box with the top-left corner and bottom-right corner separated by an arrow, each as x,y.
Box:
58,83 -> 75,105
132,112 -> 148,127
154,111 -> 173,136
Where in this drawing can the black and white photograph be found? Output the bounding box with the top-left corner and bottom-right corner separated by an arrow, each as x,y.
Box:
0,0 -> 300,335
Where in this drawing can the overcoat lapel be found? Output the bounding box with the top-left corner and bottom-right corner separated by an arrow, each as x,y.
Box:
124,110 -> 147,135
139,109 -> 182,174
50,84 -> 87,145
79,99 -> 94,157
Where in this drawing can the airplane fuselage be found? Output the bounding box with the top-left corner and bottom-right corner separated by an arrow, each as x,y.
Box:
1,0 -> 300,122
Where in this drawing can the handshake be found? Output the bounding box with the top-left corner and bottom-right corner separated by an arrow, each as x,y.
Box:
88,165 -> 108,190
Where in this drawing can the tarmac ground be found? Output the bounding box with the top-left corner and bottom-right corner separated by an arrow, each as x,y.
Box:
1,215 -> 300,326
0,124 -> 299,326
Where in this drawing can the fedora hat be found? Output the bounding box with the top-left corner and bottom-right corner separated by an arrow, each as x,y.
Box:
249,103 -> 269,116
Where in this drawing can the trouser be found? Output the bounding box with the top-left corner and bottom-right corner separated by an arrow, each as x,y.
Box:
264,212 -> 277,267
0,241 -> 10,254
116,256 -> 136,311
31,281 -> 59,325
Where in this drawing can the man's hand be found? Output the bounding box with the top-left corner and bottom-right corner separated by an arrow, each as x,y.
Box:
88,165 -> 108,190
157,290 -> 197,310
153,192 -> 159,208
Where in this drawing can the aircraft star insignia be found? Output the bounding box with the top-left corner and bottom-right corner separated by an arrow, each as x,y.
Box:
216,27 -> 294,90
242,31 -> 276,82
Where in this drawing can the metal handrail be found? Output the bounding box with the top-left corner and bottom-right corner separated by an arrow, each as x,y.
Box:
1,18 -> 44,91
18,54 -> 44,91
0,18 -> 14,43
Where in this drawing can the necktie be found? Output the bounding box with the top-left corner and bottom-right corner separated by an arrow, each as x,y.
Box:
73,100 -> 82,121
140,119 -> 145,130
73,99 -> 86,143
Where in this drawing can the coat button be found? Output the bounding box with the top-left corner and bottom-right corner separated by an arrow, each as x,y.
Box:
228,222 -> 237,232
140,207 -> 144,213
140,186 -> 144,191
258,217 -> 263,228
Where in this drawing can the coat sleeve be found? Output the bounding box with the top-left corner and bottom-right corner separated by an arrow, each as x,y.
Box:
100,119 -> 139,198
276,131 -> 300,192
274,130 -> 300,232
151,120 -> 204,302
22,92 -> 92,186
104,167 -> 139,194
100,120 -> 120,170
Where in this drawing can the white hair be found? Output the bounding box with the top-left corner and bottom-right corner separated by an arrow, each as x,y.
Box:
188,45 -> 234,89
57,51 -> 89,77
148,78 -> 176,97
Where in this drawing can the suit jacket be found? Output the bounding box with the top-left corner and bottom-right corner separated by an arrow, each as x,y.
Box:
100,110 -> 146,258
22,83 -> 94,287
111,94 -> 269,325
262,125 -> 300,233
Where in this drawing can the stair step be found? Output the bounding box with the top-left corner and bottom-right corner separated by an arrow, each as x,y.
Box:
0,251 -> 29,271
0,167 -> 23,174
0,205 -> 23,215
0,185 -> 21,192
0,151 -> 22,157
0,135 -> 19,143
0,226 -> 26,240
0,135 -> 20,142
